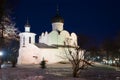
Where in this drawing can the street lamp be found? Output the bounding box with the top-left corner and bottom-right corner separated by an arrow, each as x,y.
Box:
0,51 -> 3,69
0,51 -> 3,56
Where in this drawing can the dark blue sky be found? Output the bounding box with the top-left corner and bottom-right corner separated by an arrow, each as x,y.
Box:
13,0 -> 120,43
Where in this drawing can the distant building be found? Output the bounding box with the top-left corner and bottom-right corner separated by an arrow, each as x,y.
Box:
17,8 -> 78,64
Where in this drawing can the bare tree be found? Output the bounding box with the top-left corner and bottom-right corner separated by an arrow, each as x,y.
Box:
63,40 -> 93,77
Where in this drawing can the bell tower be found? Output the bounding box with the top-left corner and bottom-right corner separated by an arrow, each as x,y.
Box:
19,19 -> 36,47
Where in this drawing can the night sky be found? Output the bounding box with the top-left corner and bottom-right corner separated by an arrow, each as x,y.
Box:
13,0 -> 120,43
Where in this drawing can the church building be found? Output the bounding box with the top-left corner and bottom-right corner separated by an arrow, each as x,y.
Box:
17,8 -> 78,64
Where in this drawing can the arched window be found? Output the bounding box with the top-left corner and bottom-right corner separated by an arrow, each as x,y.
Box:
23,37 -> 25,46
29,37 -> 31,43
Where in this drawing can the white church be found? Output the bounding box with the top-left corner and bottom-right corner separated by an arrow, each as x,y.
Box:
17,9 -> 79,64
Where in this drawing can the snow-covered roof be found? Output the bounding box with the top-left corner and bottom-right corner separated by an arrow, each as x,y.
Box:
35,43 -> 78,49
35,43 -> 57,48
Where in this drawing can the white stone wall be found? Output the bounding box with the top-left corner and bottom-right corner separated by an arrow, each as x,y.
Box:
52,22 -> 64,31
18,44 -> 66,64
19,32 -> 36,47
18,44 -> 41,64
39,30 -> 78,47
25,27 -> 30,32
39,48 -> 64,64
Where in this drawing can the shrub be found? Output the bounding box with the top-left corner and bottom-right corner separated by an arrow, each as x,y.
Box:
40,58 -> 46,69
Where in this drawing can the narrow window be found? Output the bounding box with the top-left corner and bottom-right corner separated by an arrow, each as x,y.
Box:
29,37 -> 31,43
23,37 -> 25,46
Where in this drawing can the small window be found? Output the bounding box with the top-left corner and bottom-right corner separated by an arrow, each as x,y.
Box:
29,37 -> 31,43
23,37 -> 25,45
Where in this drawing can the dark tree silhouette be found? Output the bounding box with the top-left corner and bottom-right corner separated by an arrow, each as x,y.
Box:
0,0 -> 19,48
77,34 -> 90,49
101,38 -> 114,63
0,0 -> 19,68
77,34 -> 99,61
40,58 -> 46,69
114,32 -> 120,67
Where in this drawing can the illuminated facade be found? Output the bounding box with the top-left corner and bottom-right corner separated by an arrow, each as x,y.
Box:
17,10 -> 78,64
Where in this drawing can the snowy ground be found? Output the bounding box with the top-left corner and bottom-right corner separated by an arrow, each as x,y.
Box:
0,63 -> 120,80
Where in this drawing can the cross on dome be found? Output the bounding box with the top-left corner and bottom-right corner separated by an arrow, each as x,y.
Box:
51,5 -> 64,23
25,18 -> 31,27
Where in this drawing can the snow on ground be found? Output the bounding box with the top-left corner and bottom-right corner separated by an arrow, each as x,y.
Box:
0,63 -> 120,80
0,63 -> 86,80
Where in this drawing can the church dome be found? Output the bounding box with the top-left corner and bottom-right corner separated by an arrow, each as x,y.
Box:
51,14 -> 64,23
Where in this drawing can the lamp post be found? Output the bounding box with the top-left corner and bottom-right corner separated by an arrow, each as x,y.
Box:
0,22 -> 4,43
0,18 -> 5,69
0,51 -> 3,69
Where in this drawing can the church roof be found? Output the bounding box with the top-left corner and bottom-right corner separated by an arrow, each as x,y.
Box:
35,43 -> 77,49
35,43 -> 57,48
52,44 -> 78,48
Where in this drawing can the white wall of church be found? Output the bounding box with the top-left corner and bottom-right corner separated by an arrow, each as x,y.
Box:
18,44 -> 41,64
18,44 -> 66,64
39,48 -> 64,64
25,27 -> 30,32
52,22 -> 63,31
39,30 -> 78,47
19,32 -> 36,47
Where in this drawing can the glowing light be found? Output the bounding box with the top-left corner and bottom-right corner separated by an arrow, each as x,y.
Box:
0,51 -> 3,56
